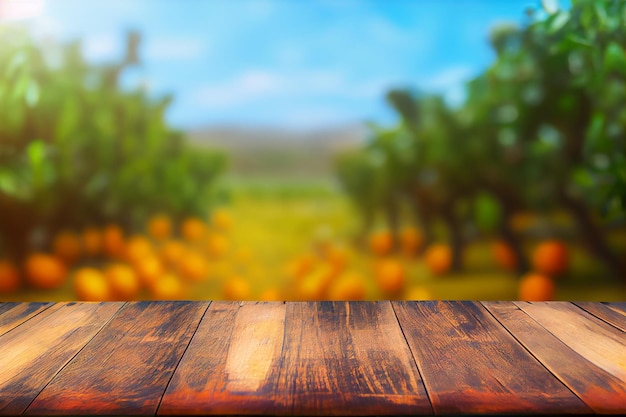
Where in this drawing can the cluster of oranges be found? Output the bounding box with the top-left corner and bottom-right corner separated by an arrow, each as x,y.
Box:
0,209 -> 235,300
491,239 -> 569,301
280,227 -> 435,301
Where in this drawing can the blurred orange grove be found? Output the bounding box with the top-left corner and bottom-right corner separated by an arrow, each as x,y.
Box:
424,245 -> 452,276
492,241 -> 518,271
532,240 -> 569,277
518,273 -> 556,301
25,254 -> 67,290
0,260 -> 20,293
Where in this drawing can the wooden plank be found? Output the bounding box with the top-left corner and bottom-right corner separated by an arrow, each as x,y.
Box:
0,302 -> 53,337
485,301 -> 626,413
279,301 -> 431,415
25,301 -> 208,416
0,302 -> 123,416
159,301 -> 287,415
574,301 -> 626,332
515,301 -> 626,382
160,301 -> 432,416
0,302 -> 18,317
393,301 -> 590,415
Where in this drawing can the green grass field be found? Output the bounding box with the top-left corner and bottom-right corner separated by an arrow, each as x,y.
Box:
4,178 -> 624,302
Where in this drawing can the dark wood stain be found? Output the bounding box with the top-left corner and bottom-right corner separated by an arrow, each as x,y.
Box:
159,301 -> 286,415
0,301 -> 623,415
0,302 -> 53,336
278,301 -> 432,415
0,302 -> 123,415
25,301 -> 208,416
574,301 -> 626,332
392,301 -> 591,415
484,301 -> 626,413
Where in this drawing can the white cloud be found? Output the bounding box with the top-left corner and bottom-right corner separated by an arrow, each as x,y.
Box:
82,34 -> 120,62
145,36 -> 206,60
193,69 -> 351,108
0,0 -> 44,21
421,66 -> 474,106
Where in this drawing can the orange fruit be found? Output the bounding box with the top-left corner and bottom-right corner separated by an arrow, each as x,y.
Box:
105,263 -> 141,300
52,231 -> 82,265
286,253 -> 316,281
159,240 -> 186,268
124,235 -> 154,264
260,288 -> 281,301
492,240 -> 518,271
211,208 -> 232,231
374,259 -> 405,296
328,273 -> 366,301
532,240 -> 569,277
24,253 -> 67,290
150,273 -> 185,300
147,214 -> 172,241
73,268 -> 111,301
0,260 -> 20,293
181,217 -> 206,242
133,256 -> 163,288
102,225 -> 125,258
178,251 -> 209,282
206,233 -> 229,258
424,244 -> 452,276
223,276 -> 251,300
518,273 -> 556,301
82,227 -> 102,256
326,245 -> 350,273
400,227 -> 423,256
369,231 -> 393,256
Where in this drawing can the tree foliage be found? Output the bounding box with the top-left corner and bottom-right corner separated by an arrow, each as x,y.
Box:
335,0 -> 625,280
0,27 -> 227,256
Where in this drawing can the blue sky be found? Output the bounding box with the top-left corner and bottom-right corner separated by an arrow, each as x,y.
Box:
4,0 -> 553,129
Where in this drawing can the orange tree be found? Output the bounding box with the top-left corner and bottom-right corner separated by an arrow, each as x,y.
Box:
0,27 -> 227,259
335,0 -> 625,281
464,0 -> 626,279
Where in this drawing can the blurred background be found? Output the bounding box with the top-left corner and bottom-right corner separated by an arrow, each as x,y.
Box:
0,0 -> 624,302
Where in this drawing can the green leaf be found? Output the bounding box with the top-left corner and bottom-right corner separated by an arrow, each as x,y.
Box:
473,192 -> 502,233
604,42 -> 626,76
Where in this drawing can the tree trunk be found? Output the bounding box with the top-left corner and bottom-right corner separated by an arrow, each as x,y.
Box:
558,190 -> 626,285
0,193 -> 36,260
441,203 -> 463,272
384,195 -> 400,252
406,192 -> 434,254
498,210 -> 530,275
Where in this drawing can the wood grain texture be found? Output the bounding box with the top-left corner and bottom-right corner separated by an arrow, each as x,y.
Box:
484,301 -> 626,413
515,301 -> 626,382
0,302 -> 123,416
25,301 -> 208,416
0,302 -> 53,336
0,302 -> 18,317
161,301 -> 432,416
159,301 -> 287,415
393,301 -> 591,415
575,301 -> 626,332
278,301 -> 432,415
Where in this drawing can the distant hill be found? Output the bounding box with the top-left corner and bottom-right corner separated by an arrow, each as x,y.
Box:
187,123 -> 368,178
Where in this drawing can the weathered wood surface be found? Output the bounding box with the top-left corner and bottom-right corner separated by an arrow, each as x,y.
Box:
485,301 -> 626,413
0,302 -> 52,336
25,301 -> 208,416
0,301 -> 622,416
393,301 -> 591,415
0,302 -> 123,415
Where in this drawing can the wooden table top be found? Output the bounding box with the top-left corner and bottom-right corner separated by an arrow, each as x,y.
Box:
0,301 -> 624,416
